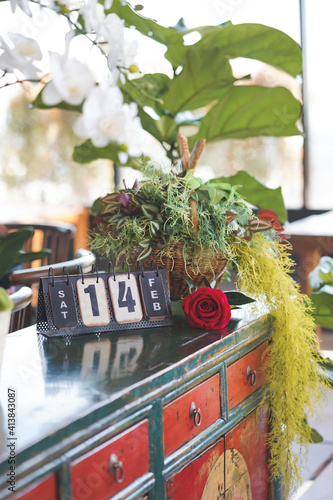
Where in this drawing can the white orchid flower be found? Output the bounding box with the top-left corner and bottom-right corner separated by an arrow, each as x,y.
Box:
9,0 -> 32,17
42,51 -> 95,106
0,33 -> 42,79
74,79 -> 144,155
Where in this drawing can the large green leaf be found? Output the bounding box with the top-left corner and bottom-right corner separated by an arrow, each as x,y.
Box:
73,139 -> 146,169
194,85 -> 301,143
0,228 -> 51,279
208,171 -> 287,222
110,0 -> 183,47
162,48 -> 234,114
195,22 -> 302,77
120,73 -> 171,112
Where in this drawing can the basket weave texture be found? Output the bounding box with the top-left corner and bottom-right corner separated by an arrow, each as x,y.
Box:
129,242 -> 228,301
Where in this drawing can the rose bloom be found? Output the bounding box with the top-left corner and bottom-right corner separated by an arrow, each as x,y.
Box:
182,287 -> 231,330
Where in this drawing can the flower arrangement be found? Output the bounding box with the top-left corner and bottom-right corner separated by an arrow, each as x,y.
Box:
91,135 -> 328,495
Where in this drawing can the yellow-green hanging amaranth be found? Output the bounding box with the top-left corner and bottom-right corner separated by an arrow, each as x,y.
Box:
232,233 -> 328,495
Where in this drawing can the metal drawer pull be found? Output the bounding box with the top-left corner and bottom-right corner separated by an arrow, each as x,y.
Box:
246,365 -> 257,386
190,401 -> 202,427
109,453 -> 124,483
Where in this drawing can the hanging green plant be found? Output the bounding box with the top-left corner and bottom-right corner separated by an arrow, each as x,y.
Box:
232,233 -> 328,493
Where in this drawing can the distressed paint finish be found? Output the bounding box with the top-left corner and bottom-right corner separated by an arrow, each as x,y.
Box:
163,374 -> 220,456
165,438 -> 225,500
225,406 -> 270,500
227,342 -> 268,410
15,474 -> 57,500
0,311 -> 274,499
70,420 -> 149,500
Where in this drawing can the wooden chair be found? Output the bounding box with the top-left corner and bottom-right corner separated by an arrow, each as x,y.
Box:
9,286 -> 33,332
4,221 -> 77,265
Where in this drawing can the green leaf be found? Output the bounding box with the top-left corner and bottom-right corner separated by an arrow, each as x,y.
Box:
196,185 -> 225,205
183,172 -> 202,190
73,139 -> 143,169
90,198 -> 104,217
162,48 -> 234,114
0,287 -> 13,312
309,291 -> 333,329
110,0 -> 183,47
309,427 -> 323,444
17,249 -> 52,264
0,228 -> 52,279
193,85 -> 301,144
137,245 -> 153,261
209,171 -> 287,223
317,358 -> 333,389
225,291 -> 256,306
195,22 -> 302,77
120,73 -> 171,111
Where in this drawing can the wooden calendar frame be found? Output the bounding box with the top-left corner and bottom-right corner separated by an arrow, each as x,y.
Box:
37,266 -> 173,337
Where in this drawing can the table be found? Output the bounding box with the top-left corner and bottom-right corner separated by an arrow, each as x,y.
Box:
287,211 -> 333,295
0,311 -> 278,499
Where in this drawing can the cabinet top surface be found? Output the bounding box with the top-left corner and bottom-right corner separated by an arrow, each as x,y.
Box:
0,309 -> 270,464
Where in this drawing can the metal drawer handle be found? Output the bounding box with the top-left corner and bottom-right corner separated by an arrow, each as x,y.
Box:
246,365 -> 257,386
190,401 -> 202,427
109,453 -> 124,483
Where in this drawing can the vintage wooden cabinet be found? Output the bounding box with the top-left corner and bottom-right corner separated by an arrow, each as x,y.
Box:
0,310 -> 280,499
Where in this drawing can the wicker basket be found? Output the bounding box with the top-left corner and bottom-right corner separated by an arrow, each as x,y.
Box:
128,242 -> 228,301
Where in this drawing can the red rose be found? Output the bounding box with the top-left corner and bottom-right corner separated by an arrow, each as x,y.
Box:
182,287 -> 231,330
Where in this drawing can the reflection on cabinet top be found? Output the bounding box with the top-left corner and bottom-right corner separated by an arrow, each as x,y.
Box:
0,309 -> 272,471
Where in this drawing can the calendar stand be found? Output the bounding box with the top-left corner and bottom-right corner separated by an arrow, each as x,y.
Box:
37,265 -> 173,337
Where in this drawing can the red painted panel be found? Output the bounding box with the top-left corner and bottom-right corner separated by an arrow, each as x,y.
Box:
166,438 -> 225,500
71,420 -> 149,500
227,342 -> 268,410
225,406 -> 270,500
163,374 -> 220,456
16,474 -> 57,500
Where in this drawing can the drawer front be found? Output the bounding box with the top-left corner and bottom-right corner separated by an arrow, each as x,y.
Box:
71,420 -> 149,500
225,406 -> 269,499
166,437 -> 225,500
227,342 -> 268,410
163,374 -> 220,456
16,474 -> 57,500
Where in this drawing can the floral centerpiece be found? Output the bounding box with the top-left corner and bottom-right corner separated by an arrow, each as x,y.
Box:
91,134 -> 328,494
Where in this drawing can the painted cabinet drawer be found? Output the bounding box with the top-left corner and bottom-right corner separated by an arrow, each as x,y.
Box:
163,374 -> 220,456
227,342 -> 268,410
166,437 -> 225,500
16,474 -> 57,500
70,420 -> 149,500
225,406 -> 270,499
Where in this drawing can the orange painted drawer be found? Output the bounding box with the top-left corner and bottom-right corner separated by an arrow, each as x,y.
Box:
16,474 -> 57,500
163,374 -> 220,456
71,420 -> 149,500
227,342 -> 268,410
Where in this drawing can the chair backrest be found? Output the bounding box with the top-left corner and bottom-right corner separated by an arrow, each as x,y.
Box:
5,221 -> 77,265
9,286 -> 33,333
9,249 -> 96,287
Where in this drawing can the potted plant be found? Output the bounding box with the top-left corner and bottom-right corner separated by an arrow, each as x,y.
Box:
0,227 -> 51,341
